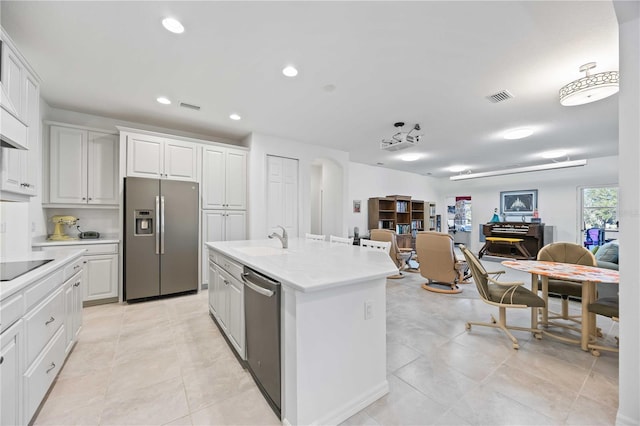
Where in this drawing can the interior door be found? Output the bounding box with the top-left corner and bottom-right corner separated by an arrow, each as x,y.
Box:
267,155 -> 298,237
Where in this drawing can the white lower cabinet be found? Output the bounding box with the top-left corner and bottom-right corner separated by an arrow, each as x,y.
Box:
0,254 -> 84,425
0,320 -> 23,426
83,253 -> 118,302
202,210 -> 245,287
208,253 -> 245,359
63,270 -> 83,355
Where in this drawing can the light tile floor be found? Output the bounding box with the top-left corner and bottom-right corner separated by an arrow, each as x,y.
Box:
34,259 -> 619,425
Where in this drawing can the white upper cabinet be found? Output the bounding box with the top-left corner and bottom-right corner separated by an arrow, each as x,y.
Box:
0,31 -> 41,199
49,124 -> 118,205
202,145 -> 247,209
126,134 -> 197,181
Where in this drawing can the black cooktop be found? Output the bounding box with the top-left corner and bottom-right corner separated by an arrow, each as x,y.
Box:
1,259 -> 54,281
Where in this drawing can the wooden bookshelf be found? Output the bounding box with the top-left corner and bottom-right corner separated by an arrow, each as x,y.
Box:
368,196 -> 436,249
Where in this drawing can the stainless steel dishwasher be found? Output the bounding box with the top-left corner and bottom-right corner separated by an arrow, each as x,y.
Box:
241,266 -> 281,417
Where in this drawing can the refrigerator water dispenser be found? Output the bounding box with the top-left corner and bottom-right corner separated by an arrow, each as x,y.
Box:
134,210 -> 154,235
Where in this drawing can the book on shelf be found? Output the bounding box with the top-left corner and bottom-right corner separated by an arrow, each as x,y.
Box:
396,224 -> 411,234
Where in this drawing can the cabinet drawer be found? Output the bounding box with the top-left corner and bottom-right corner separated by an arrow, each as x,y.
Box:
25,288 -> 65,367
0,292 -> 24,333
24,327 -> 65,422
63,258 -> 84,281
216,253 -> 243,281
83,244 -> 118,255
24,269 -> 64,311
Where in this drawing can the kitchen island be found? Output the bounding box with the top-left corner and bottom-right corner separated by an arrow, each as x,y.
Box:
206,238 -> 397,426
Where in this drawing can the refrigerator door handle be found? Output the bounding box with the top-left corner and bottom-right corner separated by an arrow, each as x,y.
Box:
155,196 -> 160,254
160,195 -> 165,254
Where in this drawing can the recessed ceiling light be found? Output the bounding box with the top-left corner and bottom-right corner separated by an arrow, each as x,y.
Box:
229,113 -> 241,121
540,150 -> 568,159
162,18 -> 184,34
156,97 -> 171,105
503,128 -> 534,140
448,165 -> 467,173
399,153 -> 421,162
282,66 -> 298,77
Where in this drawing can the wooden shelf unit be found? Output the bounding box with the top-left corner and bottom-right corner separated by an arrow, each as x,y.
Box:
369,196 -> 437,248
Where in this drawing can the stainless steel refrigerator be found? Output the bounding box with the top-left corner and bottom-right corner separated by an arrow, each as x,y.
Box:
124,177 -> 199,301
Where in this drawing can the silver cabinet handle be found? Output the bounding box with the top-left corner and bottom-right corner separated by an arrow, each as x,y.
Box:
45,317 -> 55,325
74,281 -> 81,287
74,265 -> 81,270
0,356 -> 4,364
46,362 -> 56,374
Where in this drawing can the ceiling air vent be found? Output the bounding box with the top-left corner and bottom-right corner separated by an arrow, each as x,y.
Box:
179,102 -> 201,111
486,90 -> 514,103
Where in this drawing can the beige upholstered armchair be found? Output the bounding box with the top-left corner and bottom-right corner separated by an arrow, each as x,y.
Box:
370,229 -> 414,279
415,231 -> 468,293
460,244 -> 545,349
537,242 -> 597,327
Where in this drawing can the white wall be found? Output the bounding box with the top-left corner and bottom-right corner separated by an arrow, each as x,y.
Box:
436,156 -> 618,253
614,1 -> 640,423
347,162 -> 439,236
247,133 -> 350,239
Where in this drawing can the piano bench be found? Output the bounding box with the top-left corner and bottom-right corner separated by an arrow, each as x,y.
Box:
479,237 -> 533,259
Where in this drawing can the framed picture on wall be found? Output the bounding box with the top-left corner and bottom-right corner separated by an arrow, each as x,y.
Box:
353,200 -> 361,213
500,189 -> 537,216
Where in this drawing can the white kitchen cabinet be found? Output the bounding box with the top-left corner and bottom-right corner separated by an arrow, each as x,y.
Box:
83,253 -> 118,302
202,145 -> 247,209
0,32 -> 40,199
0,320 -> 23,426
49,124 -> 118,205
126,133 -> 197,181
201,210 -> 246,286
63,270 -> 83,355
208,253 -> 245,358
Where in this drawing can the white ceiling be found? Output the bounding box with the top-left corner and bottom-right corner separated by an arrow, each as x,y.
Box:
1,1 -> 619,178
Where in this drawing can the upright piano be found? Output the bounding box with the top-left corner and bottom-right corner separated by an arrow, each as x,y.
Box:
481,222 -> 545,259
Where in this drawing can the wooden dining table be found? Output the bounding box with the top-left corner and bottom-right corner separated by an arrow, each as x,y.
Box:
501,260 -> 619,351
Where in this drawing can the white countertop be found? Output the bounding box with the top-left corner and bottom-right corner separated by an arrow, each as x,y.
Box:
1,248 -> 86,301
206,238 -> 398,292
32,235 -> 121,247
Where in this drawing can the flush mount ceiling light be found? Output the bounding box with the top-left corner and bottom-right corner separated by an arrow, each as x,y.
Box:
503,128 -> 533,140
540,150 -> 568,159
448,165 -> 468,173
229,113 -> 241,121
162,17 -> 184,34
282,66 -> 298,77
449,159 -> 587,181
559,62 -> 619,106
399,153 -> 421,162
156,96 -> 171,105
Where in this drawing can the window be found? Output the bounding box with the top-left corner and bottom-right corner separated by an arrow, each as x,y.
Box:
580,186 -> 619,231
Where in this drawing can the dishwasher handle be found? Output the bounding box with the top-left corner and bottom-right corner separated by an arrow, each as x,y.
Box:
242,273 -> 275,297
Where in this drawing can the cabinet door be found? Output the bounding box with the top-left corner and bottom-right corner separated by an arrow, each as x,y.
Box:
87,132 -> 118,204
1,320 -> 23,426
214,265 -> 228,330
21,74 -> 39,195
164,139 -> 197,181
208,259 -> 218,314
225,211 -> 247,242
202,211 -> 225,285
225,149 -> 247,210
201,146 -> 226,209
49,126 -> 88,204
227,276 -> 244,357
126,134 -> 163,178
72,273 -> 83,340
1,43 -> 24,119
0,147 -> 24,193
83,254 -> 118,301
63,280 -> 74,355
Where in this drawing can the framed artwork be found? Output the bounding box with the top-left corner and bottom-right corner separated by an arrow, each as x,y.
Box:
353,200 -> 361,213
500,189 -> 537,216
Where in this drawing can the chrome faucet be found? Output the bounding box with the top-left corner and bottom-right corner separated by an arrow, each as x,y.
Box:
268,225 -> 288,249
